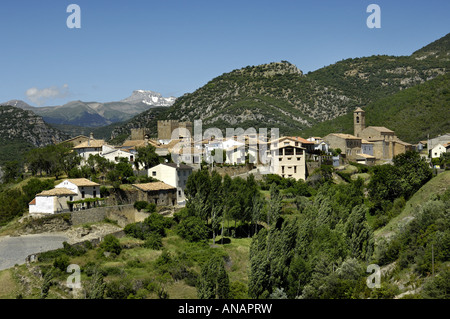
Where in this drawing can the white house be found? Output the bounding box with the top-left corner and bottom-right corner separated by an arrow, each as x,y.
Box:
430,143 -> 450,159
29,178 -> 102,215
307,137 -> 330,154
148,163 -> 193,205
29,188 -> 78,215
55,178 -> 101,200
427,134 -> 450,151
101,144 -> 141,167
267,136 -> 307,181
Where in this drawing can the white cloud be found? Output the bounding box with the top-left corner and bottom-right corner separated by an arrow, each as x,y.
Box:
25,84 -> 70,106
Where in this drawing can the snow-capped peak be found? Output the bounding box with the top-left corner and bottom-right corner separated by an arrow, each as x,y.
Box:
121,90 -> 176,107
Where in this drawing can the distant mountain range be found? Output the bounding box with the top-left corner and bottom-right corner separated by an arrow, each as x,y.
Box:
0,90 -> 176,128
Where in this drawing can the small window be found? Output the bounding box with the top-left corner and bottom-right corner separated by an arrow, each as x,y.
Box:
81,191 -> 85,199
297,157 -> 301,161
152,171 -> 156,176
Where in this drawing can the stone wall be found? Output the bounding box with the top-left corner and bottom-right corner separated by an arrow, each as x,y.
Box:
210,164 -> 253,177
306,161 -> 321,176
71,204 -> 138,227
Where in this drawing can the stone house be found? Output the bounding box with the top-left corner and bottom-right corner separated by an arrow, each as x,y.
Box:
148,163 -> 193,205
132,182 -> 177,206
58,135 -> 90,147
323,133 -> 362,160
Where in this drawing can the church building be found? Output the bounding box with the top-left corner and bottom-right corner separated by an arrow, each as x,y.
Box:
353,107 -> 413,160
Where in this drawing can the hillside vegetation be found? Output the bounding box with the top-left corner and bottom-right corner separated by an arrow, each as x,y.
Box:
0,150 -> 448,299
300,73 -> 450,143
111,33 -> 449,141
0,106 -> 68,165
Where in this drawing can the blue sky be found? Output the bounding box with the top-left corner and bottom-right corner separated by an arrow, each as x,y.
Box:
0,0 -> 448,106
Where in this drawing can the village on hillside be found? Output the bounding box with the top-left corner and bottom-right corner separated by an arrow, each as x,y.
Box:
27,107 -> 450,217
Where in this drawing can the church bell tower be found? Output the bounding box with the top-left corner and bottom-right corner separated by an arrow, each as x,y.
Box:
354,107 -> 365,137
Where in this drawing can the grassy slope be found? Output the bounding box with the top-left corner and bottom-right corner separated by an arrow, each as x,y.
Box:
0,269 -> 18,299
375,170 -> 450,239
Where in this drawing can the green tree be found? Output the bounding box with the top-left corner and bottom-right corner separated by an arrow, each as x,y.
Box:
2,161 -> 22,183
177,216 -> 209,242
185,169 -> 212,223
21,178 -> 54,204
135,144 -> 160,170
107,159 -> 134,187
248,229 -> 271,299
85,269 -> 106,299
197,256 -> 230,299
345,205 -> 374,261
267,183 -> 282,226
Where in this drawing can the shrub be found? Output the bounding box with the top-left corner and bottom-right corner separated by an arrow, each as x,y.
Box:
134,201 -> 148,212
126,258 -> 144,268
177,216 -> 209,242
100,186 -> 110,198
124,213 -> 172,240
99,235 -> 122,256
229,281 -> 248,299
143,213 -> 173,237
105,279 -> 135,299
146,202 -> 157,213
143,233 -> 163,250
63,241 -> 87,256
124,222 -> 148,240
421,268 -> 450,299
53,255 -> 70,272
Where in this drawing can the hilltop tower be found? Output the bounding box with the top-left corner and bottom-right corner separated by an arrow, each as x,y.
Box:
131,128 -> 150,140
354,107 -> 365,137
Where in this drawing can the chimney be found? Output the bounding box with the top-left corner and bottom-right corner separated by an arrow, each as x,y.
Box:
88,132 -> 93,146
145,134 -> 149,145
